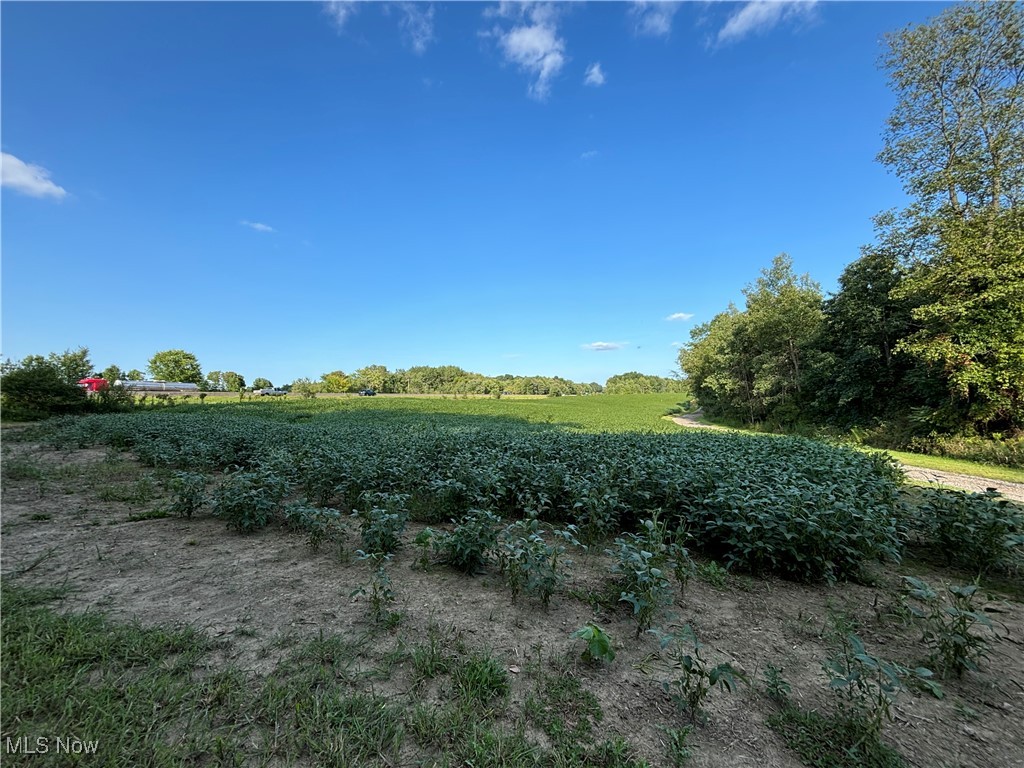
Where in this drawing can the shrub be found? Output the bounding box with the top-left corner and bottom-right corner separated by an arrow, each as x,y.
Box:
1,364 -> 88,420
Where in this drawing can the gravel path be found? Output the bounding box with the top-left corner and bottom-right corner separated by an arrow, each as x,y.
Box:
670,414 -> 1024,502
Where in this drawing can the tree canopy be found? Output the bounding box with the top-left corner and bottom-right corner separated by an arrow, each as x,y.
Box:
148,349 -> 203,384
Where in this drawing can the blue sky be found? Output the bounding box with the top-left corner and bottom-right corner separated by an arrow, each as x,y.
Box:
2,1 -> 952,387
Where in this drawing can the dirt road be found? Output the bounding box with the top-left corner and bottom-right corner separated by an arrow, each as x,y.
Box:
670,413 -> 1024,502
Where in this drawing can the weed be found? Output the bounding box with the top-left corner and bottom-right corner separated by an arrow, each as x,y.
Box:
661,725 -> 693,766
696,560 -> 729,588
906,487 -> 1024,575
412,527 -> 436,569
767,706 -> 905,768
451,650 -> 510,710
901,576 -> 995,678
498,517 -> 581,608
283,502 -> 345,551
607,520 -> 676,635
762,663 -> 792,704
351,552 -> 400,626
823,633 -> 937,741
645,625 -> 746,723
166,470 -> 208,518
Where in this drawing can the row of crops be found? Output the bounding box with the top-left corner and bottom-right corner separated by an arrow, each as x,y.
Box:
39,401 -> 906,583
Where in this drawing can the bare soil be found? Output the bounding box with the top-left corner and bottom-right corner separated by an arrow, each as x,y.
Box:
2,442 -> 1023,767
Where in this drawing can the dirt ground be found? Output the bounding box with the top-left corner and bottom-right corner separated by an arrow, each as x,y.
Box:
2,441 -> 1023,767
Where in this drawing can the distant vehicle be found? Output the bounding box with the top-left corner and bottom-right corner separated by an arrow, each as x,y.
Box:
253,388 -> 288,397
358,389 -> 377,396
114,380 -> 201,393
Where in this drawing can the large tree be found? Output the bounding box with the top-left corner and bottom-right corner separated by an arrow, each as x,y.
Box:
148,349 -> 203,384
878,1 -> 1024,433
879,1 -> 1024,221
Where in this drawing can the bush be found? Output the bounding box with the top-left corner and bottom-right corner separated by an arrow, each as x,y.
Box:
1,365 -> 88,420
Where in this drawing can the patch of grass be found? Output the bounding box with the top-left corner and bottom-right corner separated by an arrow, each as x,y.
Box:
1,456 -> 46,481
875,449 -> 1024,484
451,650 -> 511,710
767,705 -> 905,768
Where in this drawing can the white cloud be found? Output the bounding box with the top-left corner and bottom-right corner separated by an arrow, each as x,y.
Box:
582,341 -> 628,352
241,220 -> 275,233
487,3 -> 566,101
665,312 -> 694,321
629,1 -> 679,38
323,1 -> 358,31
580,150 -> 599,160
671,341 -> 685,348
717,1 -> 818,45
584,62 -> 605,87
399,3 -> 435,54
1,152 -> 67,199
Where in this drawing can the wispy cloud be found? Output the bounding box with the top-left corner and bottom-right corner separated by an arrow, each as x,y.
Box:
486,3 -> 566,101
241,220 -> 275,233
323,1 -> 358,31
665,312 -> 694,321
580,150 -> 599,160
1,152 -> 67,199
717,1 -> 818,45
582,341 -> 628,352
584,62 -> 605,87
671,341 -> 685,348
629,1 -> 679,38
399,3 -> 436,54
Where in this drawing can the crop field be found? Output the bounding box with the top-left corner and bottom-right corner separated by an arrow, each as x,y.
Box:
2,395 -> 1023,767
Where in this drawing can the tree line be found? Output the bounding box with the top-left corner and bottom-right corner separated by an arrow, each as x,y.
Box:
680,2 -> 1023,443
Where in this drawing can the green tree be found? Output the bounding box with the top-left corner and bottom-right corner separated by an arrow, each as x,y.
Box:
222,371 -> 246,392
205,371 -> 224,391
680,306 -> 756,421
812,214 -> 946,427
319,370 -> 351,393
252,377 -> 272,390
896,211 -> 1024,432
125,369 -> 145,381
100,364 -> 124,384
879,1 -> 1023,221
876,1 -> 1024,434
47,347 -> 93,384
148,349 -> 203,384
290,377 -> 319,398
680,255 -> 824,426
